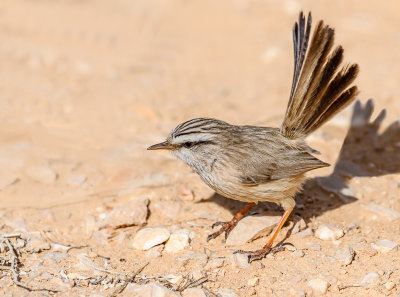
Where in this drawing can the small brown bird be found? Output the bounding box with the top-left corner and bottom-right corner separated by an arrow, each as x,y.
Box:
148,12 -> 359,261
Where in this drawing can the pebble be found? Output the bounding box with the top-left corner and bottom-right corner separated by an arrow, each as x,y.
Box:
295,227 -> 313,238
152,201 -> 182,219
371,239 -> 398,253
25,164 -> 57,184
361,272 -> 379,286
334,246 -> 355,266
229,253 -> 250,269
314,224 -> 344,241
225,214 -> 281,246
102,196 -> 149,228
126,283 -> 181,296
292,217 -> 307,234
204,257 -> 225,270
145,245 -> 163,259
247,277 -> 259,287
291,249 -> 305,258
308,278 -> 329,295
165,229 -> 190,253
384,281 -> 395,291
133,227 -> 170,250
182,288 -> 207,297
217,288 -> 239,297
66,173 -> 87,187
362,203 -> 400,221
25,232 -> 51,253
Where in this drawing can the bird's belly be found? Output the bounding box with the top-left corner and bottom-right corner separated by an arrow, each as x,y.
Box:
198,170 -> 305,204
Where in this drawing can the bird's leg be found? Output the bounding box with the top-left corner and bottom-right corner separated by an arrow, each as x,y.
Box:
207,202 -> 256,242
235,208 -> 293,262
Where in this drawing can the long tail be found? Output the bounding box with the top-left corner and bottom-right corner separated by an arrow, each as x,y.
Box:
281,12 -> 359,139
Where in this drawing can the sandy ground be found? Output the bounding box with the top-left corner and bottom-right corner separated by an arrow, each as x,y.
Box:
0,0 -> 399,296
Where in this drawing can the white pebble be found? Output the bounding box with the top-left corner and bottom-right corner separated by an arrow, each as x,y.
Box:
315,224 -> 344,241
165,229 -> 190,253
384,281 -> 395,291
132,227 -> 170,251
334,246 -> 355,266
361,272 -> 379,286
308,278 -> 329,295
247,276 -> 259,287
371,239 -> 398,253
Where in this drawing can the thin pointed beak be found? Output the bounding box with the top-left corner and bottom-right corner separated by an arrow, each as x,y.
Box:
147,141 -> 174,150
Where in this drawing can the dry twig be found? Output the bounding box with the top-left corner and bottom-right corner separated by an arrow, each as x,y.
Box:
109,262 -> 149,297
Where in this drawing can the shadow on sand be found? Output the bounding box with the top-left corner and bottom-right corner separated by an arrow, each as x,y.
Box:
200,99 -> 400,240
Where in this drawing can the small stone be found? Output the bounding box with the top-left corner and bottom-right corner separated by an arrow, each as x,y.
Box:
165,229 -> 190,253
226,214 -> 281,246
66,174 -> 87,187
362,203 -> 400,221
384,281 -> 395,291
145,245 -> 163,259
247,277 -> 259,287
126,283 -> 181,296
217,288 -> 239,297
26,164 -> 57,184
204,257 -> 225,270
315,224 -> 344,241
361,272 -> 379,286
371,239 -> 398,253
292,217 -> 307,234
133,227 -> 170,250
291,250 -> 305,258
334,246 -> 355,266
308,278 -> 329,295
25,232 -> 51,253
229,253 -> 250,269
296,227 -> 313,238
153,201 -> 182,218
102,196 -> 149,228
182,288 -> 207,297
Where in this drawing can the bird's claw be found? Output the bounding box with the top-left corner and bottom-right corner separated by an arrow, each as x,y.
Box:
207,221 -> 236,242
233,245 -> 285,263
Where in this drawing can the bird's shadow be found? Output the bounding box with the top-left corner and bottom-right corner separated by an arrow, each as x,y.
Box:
200,99 -> 400,230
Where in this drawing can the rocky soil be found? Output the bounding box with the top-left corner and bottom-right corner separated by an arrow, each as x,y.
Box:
0,1 -> 399,296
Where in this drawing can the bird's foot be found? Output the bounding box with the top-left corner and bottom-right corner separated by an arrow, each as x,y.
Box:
234,245 -> 284,262
206,220 -> 238,242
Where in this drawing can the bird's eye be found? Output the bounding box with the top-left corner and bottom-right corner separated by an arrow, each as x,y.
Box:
183,142 -> 193,148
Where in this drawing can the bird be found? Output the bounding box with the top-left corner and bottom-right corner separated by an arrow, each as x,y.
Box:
148,11 -> 359,262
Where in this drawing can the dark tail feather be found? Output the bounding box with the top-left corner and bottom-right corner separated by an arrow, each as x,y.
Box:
281,12 -> 359,139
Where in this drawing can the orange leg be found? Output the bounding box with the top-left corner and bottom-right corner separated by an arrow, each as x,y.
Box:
235,208 -> 293,262
207,202 -> 256,242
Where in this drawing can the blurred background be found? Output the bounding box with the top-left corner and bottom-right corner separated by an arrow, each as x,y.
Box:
0,0 -> 399,207
0,1 -> 399,296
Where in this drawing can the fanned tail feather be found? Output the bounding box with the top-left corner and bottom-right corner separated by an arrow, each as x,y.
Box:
281,12 -> 359,139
